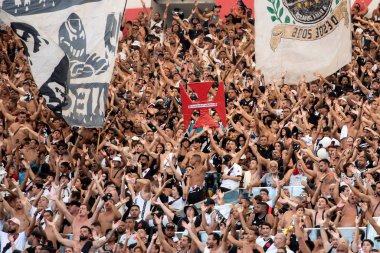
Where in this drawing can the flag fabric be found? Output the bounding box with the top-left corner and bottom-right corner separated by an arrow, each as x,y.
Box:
0,0 -> 126,127
255,0 -> 352,84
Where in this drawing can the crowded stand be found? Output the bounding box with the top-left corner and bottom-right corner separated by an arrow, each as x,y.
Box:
1,0 -> 380,252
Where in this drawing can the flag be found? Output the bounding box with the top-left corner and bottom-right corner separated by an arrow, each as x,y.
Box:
180,82 -> 227,129
0,0 -> 126,127
255,0 -> 352,83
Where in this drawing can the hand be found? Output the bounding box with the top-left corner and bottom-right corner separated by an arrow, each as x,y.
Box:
201,203 -> 207,212
182,220 -> 190,230
153,214 -> 162,225
355,215 -> 361,226
112,220 -> 121,230
236,204 -> 244,213
359,202 -> 368,213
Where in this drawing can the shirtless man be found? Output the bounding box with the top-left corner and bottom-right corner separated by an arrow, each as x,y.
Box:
98,197 -> 122,234
186,154 -> 207,204
0,179 -> 32,231
299,157 -> 336,194
180,138 -> 208,167
47,220 -> 119,253
8,110 -> 33,152
48,195 -> 102,241
41,210 -> 58,249
20,138 -> 39,163
344,178 -> 380,217
337,192 -> 360,227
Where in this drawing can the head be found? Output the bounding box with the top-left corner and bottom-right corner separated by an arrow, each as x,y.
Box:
206,233 -> 220,249
130,205 -> 141,219
79,226 -> 92,241
274,233 -> 287,248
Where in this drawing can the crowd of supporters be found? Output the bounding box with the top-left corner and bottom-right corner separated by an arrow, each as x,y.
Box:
1,0 -> 380,252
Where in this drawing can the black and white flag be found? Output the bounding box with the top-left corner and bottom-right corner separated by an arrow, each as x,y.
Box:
1,0 -> 126,127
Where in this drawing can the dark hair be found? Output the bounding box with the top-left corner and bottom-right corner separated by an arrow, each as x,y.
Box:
319,159 -> 330,165
260,222 -> 272,229
281,127 -> 292,138
210,233 -> 220,244
260,189 -> 269,195
80,226 -> 92,234
172,184 -> 183,197
362,239 -> 374,247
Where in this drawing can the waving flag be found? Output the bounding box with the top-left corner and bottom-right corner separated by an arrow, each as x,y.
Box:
255,0 -> 351,83
0,0 -> 126,127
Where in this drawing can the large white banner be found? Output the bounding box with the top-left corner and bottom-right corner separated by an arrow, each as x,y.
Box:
0,0 -> 126,127
255,0 -> 352,84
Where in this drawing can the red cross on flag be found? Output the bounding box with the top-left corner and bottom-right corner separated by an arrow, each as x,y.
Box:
180,82 -> 227,129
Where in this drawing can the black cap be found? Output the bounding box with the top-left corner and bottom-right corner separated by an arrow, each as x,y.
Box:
192,138 -> 202,143
31,231 -> 42,239
204,198 -> 215,206
184,204 -> 198,216
103,193 -> 113,201
204,36 -> 213,43
222,155 -> 233,165
68,200 -> 81,207
166,222 -> 176,229
59,173 -> 70,180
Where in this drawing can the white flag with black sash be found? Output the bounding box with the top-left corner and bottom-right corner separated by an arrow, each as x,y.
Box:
0,0 -> 126,127
255,0 -> 352,84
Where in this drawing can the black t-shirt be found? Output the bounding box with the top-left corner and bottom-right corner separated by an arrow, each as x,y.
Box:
135,219 -> 150,233
257,144 -> 274,159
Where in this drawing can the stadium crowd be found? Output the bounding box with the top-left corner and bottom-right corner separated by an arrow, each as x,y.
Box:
1,0 -> 380,252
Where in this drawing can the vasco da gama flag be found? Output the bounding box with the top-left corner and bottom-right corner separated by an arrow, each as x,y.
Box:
0,0 -> 126,127
255,0 -> 351,83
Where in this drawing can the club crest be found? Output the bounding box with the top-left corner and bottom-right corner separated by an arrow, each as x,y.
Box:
282,0 -> 333,24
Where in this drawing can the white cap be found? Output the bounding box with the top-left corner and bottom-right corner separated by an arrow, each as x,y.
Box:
131,40 -> 141,48
8,217 -> 21,226
112,156 -> 122,162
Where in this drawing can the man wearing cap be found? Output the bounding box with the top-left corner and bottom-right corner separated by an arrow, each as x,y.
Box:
98,193 -> 122,234
201,198 -> 224,233
0,186 -> 31,232
0,217 -> 32,253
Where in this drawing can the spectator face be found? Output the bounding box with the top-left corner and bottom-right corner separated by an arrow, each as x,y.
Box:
43,211 -> 54,222
64,248 -> 74,253
78,205 -> 89,217
260,224 -> 271,237
206,234 -> 217,248
130,206 -> 140,218
38,197 -> 49,210
362,241 -> 373,252
79,227 -> 91,241
268,161 -> 278,174
259,136 -> 268,146
186,206 -> 195,217
317,198 -> 327,209
318,161 -> 328,172
15,198 -> 23,210
179,236 -> 190,249
259,191 -> 269,201
274,233 -> 286,248
17,112 -> 27,123
7,220 -> 19,233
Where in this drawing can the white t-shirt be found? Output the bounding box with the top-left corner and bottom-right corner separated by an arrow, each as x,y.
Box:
0,231 -> 27,253
133,193 -> 151,220
256,236 -> 275,248
220,163 -> 243,190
